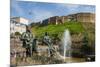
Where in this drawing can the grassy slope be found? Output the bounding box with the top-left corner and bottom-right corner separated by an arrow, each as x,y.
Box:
31,21 -> 85,37
31,21 -> 95,46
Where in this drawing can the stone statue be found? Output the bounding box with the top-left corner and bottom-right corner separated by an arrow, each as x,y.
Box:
43,32 -> 54,57
21,25 -> 33,57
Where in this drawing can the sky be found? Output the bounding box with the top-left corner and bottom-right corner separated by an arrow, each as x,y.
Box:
11,0 -> 95,22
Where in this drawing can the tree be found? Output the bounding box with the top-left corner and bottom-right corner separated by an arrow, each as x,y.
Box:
15,32 -> 21,36
81,33 -> 90,56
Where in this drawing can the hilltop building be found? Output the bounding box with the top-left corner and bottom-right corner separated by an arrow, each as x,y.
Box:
68,13 -> 95,23
41,12 -> 95,25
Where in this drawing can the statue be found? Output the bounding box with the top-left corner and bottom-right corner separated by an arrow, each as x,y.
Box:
21,25 -> 34,57
43,32 -> 54,57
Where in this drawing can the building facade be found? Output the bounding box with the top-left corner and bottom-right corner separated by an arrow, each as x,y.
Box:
41,12 -> 95,25
10,17 -> 29,36
41,16 -> 69,25
76,13 -> 95,23
67,13 -> 95,23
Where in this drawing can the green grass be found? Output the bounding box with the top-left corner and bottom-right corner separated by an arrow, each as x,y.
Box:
31,21 -> 85,38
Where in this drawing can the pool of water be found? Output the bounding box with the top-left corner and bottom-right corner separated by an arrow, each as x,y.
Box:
64,57 -> 85,63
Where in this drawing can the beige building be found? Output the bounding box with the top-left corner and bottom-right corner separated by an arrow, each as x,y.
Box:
68,13 -> 95,23
46,16 -> 68,25
10,17 -> 29,35
49,16 -> 58,25
11,17 -> 29,25
48,13 -> 95,25
76,13 -> 95,23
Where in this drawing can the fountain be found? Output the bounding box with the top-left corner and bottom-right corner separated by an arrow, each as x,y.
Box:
59,29 -> 72,62
35,29 -> 72,63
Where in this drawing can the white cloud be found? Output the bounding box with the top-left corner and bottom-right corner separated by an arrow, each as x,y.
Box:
58,4 -> 79,8
57,4 -> 80,11
56,4 -> 95,14
32,9 -> 54,22
82,6 -> 95,13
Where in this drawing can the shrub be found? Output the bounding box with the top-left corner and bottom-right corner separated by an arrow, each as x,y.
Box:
15,32 -> 21,36
71,50 -> 84,58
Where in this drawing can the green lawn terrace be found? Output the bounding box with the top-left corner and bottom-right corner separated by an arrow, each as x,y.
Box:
32,22 -> 81,36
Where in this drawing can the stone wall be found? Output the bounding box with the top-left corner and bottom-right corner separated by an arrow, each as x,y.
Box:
76,13 -> 95,23
41,13 -> 95,25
